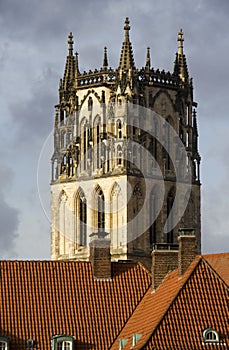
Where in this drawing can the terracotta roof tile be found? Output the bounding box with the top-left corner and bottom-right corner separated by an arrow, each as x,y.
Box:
203,252 -> 229,285
111,254 -> 229,350
0,260 -> 151,350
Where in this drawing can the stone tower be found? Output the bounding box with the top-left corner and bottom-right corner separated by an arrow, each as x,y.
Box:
50,18 -> 201,268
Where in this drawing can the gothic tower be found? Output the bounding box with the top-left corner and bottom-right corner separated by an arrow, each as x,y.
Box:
50,19 -> 201,268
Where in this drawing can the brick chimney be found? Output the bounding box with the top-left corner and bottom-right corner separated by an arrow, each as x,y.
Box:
152,243 -> 178,290
89,238 -> 111,279
178,228 -> 197,276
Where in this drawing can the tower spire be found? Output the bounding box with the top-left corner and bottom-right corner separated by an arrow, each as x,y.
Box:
173,28 -> 189,82
103,46 -> 108,69
119,17 -> 135,70
63,32 -> 76,91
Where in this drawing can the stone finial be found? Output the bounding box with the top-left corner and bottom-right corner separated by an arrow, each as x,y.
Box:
177,28 -> 184,55
68,32 -> 74,56
124,17 -> 130,41
75,51 -> 80,76
146,47 -> 151,70
103,46 -> 108,69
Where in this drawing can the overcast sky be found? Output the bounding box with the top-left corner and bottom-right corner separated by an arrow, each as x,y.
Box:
0,0 -> 228,259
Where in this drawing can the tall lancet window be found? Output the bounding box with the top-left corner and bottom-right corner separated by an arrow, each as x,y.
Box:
75,188 -> 87,247
93,116 -> 101,169
164,117 -> 172,171
150,189 -> 157,245
59,192 -> 68,255
95,187 -> 105,235
166,190 -> 174,243
117,144 -> 122,166
111,182 -> 121,248
81,118 -> 89,170
117,119 -> 122,139
88,96 -> 93,111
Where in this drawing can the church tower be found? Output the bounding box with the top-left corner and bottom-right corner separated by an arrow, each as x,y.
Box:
50,19 -> 201,268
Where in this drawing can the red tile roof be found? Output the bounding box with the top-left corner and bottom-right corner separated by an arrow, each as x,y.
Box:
111,254 -> 229,350
0,260 -> 151,350
1,253 -> 229,350
204,252 -> 229,285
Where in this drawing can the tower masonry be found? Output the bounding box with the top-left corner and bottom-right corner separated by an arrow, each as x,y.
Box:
50,19 -> 201,269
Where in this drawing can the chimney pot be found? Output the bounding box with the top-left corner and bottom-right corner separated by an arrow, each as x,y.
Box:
90,238 -> 111,279
178,228 -> 197,276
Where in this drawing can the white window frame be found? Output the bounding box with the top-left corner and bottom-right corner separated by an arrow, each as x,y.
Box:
0,337 -> 9,350
51,335 -> 74,350
56,340 -> 72,350
203,328 -> 220,343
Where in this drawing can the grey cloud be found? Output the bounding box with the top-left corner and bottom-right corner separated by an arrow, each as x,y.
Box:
0,165 -> 15,192
0,166 -> 19,257
0,195 -> 19,255
9,66 -> 58,147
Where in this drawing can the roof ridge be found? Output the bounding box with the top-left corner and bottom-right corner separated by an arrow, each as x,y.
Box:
203,252 -> 229,258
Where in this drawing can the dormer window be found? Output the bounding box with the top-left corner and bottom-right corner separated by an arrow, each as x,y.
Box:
0,337 -> 9,350
51,335 -> 74,350
119,338 -> 128,350
203,328 -> 220,343
132,333 -> 142,346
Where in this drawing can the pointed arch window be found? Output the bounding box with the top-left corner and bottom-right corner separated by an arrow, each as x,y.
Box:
75,189 -> 87,247
164,117 -> 173,171
133,145 -> 137,166
93,116 -> 101,169
166,191 -> 174,243
96,187 -> 105,235
79,196 -> 87,246
88,96 -> 93,111
60,109 -> 66,125
117,145 -> 122,165
117,119 -> 122,139
59,192 -> 68,255
61,154 -> 67,174
150,190 -> 157,245
111,182 -> 122,248
101,142 -> 106,169
81,118 -> 90,170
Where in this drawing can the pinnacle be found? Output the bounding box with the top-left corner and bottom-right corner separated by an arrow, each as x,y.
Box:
119,17 -> 135,70
103,46 -> 108,69
146,47 -> 151,69
174,28 -> 189,82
